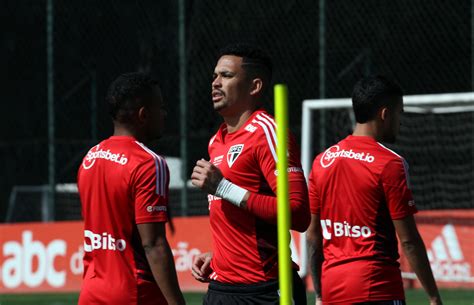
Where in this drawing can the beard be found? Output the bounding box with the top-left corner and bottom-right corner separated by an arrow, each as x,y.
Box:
213,99 -> 227,112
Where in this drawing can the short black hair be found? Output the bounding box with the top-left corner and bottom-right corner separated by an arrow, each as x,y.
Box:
352,75 -> 403,123
106,72 -> 159,123
218,43 -> 273,93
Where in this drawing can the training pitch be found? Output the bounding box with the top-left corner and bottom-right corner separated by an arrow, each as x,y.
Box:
0,289 -> 473,305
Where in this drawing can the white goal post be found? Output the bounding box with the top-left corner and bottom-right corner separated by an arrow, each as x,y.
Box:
301,92 -> 474,178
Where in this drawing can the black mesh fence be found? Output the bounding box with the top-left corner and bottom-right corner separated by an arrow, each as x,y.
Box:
396,111 -> 474,210
1,0 -> 472,222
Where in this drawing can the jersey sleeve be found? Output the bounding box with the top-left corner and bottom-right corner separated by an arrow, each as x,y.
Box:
246,128 -> 310,232
131,157 -> 169,224
308,156 -> 322,216
255,131 -> 306,192
381,158 -> 417,220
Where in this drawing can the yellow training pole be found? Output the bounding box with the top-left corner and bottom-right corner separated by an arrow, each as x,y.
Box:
274,84 -> 292,305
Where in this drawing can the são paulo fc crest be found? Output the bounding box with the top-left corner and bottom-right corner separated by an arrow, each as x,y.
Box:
227,144 -> 244,168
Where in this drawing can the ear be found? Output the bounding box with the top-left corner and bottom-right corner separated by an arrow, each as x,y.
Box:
249,78 -> 263,96
137,106 -> 147,124
380,107 -> 389,121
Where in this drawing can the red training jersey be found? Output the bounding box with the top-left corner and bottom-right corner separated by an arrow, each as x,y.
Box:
309,135 -> 417,304
207,109 -> 308,284
77,136 -> 169,305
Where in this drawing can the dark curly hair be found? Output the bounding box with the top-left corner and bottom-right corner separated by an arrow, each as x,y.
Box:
352,75 -> 403,123
218,43 -> 273,95
106,72 -> 159,123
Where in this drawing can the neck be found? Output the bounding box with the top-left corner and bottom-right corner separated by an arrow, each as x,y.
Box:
113,123 -> 145,143
352,122 -> 381,141
223,108 -> 255,133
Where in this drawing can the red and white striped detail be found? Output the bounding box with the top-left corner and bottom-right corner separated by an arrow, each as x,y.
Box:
134,141 -> 169,196
377,142 -> 402,159
253,113 -> 278,162
377,142 -> 411,189
209,134 -> 218,147
209,271 -> 218,281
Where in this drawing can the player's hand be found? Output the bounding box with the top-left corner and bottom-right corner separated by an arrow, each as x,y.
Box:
315,297 -> 323,305
191,252 -> 213,282
191,159 -> 223,194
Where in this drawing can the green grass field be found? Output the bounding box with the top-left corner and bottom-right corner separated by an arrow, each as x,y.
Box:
0,289 -> 472,305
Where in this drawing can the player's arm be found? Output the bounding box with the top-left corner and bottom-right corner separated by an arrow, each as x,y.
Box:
191,132 -> 310,232
245,132 -> 310,231
382,159 -> 442,305
393,216 -> 442,305
138,222 -> 186,305
132,158 -> 185,305
306,163 -> 323,305
245,176 -> 309,232
191,159 -> 310,232
307,214 -> 323,305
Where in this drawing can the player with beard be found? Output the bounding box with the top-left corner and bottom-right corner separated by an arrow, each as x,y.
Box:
190,43 -> 310,305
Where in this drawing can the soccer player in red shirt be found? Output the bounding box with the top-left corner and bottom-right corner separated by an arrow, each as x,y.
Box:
306,76 -> 442,305
190,44 -> 310,305
77,73 -> 185,305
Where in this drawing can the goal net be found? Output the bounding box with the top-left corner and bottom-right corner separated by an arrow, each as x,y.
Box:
301,92 -> 474,210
